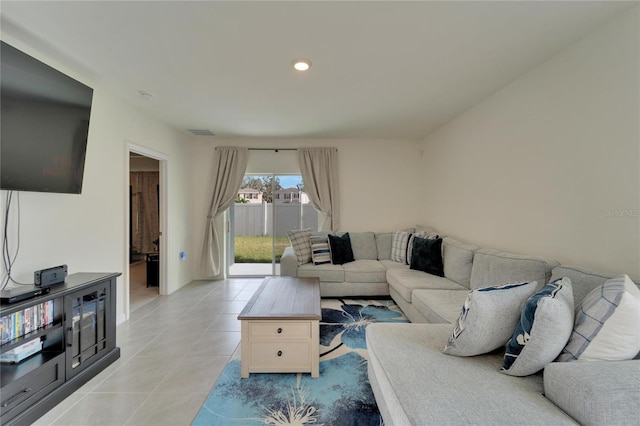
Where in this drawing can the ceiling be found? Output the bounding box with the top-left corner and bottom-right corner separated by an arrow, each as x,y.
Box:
0,1 -> 634,140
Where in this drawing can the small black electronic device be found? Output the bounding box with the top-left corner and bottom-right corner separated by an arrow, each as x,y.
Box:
34,264 -> 68,288
0,286 -> 45,304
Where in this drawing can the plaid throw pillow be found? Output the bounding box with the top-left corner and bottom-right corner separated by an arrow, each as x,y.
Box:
287,228 -> 312,265
391,230 -> 412,263
557,274 -> 640,362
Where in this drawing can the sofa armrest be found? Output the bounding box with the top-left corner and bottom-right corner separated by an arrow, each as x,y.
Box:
544,360 -> 640,426
280,246 -> 298,277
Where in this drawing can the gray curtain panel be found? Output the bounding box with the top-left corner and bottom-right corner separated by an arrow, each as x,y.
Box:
199,147 -> 249,277
297,148 -> 339,231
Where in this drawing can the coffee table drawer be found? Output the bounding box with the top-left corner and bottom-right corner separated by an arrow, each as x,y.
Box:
249,322 -> 310,339
249,342 -> 311,370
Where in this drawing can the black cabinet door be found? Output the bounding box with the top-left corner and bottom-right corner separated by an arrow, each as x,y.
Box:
64,278 -> 115,378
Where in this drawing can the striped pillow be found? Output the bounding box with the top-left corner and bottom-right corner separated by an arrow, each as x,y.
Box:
310,236 -> 331,265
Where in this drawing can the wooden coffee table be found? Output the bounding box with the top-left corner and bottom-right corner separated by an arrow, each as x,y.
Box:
238,276 -> 321,378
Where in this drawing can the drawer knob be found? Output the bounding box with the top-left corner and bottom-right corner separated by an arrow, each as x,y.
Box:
277,350 -> 283,357
1,387 -> 32,408
277,328 -> 283,334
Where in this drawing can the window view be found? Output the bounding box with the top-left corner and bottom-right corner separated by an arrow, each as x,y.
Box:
229,174 -> 318,276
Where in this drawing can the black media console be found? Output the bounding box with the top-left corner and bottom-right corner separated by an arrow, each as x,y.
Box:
0,273 -> 121,425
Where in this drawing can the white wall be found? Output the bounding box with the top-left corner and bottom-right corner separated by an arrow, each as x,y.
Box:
0,36 -> 194,323
190,138 -> 422,278
418,8 -> 640,278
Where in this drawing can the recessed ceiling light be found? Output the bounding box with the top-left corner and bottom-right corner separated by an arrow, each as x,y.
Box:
138,90 -> 154,101
292,59 -> 311,72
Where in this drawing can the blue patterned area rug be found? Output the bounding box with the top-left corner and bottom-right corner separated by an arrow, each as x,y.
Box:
192,299 -> 408,426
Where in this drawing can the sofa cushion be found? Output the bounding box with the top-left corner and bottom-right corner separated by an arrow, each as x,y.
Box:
378,259 -> 408,271
501,278 -> 574,376
411,289 -> 468,324
470,248 -> 558,290
375,233 -> 393,260
550,265 -> 619,305
328,233 -> 355,265
310,235 -> 331,265
287,228 -> 313,265
544,360 -> 640,426
387,268 -> 467,303
366,323 -> 575,425
390,230 -> 412,264
348,232 -> 378,260
297,262 -> 344,282
343,260 -> 387,283
442,237 -> 478,289
443,281 -> 538,357
558,274 -> 640,362
409,237 -> 444,276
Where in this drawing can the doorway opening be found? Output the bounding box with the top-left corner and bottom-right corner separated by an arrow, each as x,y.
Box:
228,174 -> 318,277
128,151 -> 163,313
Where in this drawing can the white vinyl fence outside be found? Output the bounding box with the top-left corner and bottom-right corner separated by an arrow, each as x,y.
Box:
234,203 -> 319,237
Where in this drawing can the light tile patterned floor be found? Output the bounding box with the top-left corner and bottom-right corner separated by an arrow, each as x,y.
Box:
33,278 -> 263,426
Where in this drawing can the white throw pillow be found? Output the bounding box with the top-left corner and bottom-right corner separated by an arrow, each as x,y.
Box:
558,274 -> 640,362
443,281 -> 538,357
501,278 -> 574,376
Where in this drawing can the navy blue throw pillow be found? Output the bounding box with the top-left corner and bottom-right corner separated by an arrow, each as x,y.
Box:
409,237 -> 444,277
328,233 -> 355,265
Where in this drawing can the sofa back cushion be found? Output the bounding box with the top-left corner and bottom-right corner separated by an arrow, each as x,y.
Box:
443,237 -> 478,289
550,265 -> 640,306
375,233 -> 393,260
470,249 -> 559,290
346,232 -> 378,260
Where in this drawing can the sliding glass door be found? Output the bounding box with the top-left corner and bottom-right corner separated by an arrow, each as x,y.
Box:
229,174 -> 317,277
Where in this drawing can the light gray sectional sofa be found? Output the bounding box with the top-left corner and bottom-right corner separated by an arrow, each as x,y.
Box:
367,265 -> 640,425
281,226 -> 640,425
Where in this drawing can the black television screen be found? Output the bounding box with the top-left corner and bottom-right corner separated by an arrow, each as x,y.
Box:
1,41 -> 93,194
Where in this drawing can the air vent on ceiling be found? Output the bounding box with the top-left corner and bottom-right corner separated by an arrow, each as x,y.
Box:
188,129 -> 215,136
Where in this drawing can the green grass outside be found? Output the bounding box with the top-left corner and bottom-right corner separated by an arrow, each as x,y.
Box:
234,236 -> 290,263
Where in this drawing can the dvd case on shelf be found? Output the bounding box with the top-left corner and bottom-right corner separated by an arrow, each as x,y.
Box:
0,300 -> 54,345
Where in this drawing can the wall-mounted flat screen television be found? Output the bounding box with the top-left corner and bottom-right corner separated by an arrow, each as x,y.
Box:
1,41 -> 93,194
